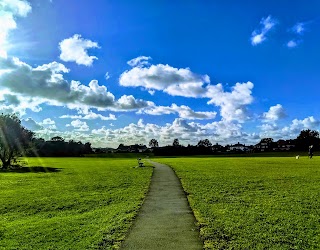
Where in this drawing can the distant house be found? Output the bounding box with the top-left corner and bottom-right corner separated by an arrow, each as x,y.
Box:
229,142 -> 250,152
254,142 -> 271,152
274,140 -> 295,151
117,144 -> 148,153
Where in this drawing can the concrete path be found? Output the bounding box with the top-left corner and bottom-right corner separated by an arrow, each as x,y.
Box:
121,161 -> 202,250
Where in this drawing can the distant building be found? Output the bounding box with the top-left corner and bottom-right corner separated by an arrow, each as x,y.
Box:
229,142 -> 250,152
273,140 -> 295,151
254,142 -> 271,152
117,144 -> 148,153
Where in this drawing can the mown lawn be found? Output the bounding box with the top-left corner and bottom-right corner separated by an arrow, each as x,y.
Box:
0,157 -> 152,250
156,156 -> 320,249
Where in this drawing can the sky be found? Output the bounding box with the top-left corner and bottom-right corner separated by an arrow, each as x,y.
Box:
0,0 -> 320,148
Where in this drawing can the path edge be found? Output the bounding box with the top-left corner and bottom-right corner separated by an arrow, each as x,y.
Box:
116,162 -> 155,249
149,160 -> 204,247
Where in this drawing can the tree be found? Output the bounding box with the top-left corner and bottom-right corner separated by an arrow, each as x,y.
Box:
0,114 -> 34,169
197,139 -> 212,147
296,129 -> 320,150
149,139 -> 159,148
51,136 -> 64,142
172,138 -> 180,147
297,129 -> 319,140
260,138 -> 274,144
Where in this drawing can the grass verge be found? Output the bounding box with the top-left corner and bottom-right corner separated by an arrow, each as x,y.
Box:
156,156 -> 320,249
0,157 -> 152,249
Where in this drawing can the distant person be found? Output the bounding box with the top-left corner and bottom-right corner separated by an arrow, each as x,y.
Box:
308,145 -> 314,159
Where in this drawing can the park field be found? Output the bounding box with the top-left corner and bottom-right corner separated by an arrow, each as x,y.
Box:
0,157 -> 152,250
156,156 -> 320,249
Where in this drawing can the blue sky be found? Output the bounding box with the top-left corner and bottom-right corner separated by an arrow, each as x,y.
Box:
0,0 -> 319,147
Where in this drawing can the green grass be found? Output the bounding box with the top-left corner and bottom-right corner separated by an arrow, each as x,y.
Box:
156,156 -> 320,249
0,157 -> 152,250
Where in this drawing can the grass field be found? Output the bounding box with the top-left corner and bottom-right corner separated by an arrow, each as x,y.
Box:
156,156 -> 320,249
0,157 -> 152,250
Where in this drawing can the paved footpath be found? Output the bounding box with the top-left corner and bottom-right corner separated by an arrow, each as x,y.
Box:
121,161 -> 202,250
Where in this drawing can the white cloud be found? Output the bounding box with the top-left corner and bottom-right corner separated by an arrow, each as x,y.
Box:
251,15 -> 277,46
90,118 -> 258,148
0,56 -> 152,112
206,82 -> 254,122
41,118 -> 57,129
120,59 -> 254,122
259,116 -> 320,140
263,104 -> 286,122
105,72 -> 110,80
115,95 -> 154,110
292,22 -> 305,35
0,0 -> 32,57
139,103 -> 217,120
0,90 -> 44,115
287,40 -> 299,48
120,62 -> 210,97
127,56 -> 152,67
59,34 -> 100,66
67,119 -> 89,131
42,118 -> 55,125
60,111 -> 116,120
22,117 -> 43,131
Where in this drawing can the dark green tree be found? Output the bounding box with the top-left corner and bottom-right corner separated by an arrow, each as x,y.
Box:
149,139 -> 159,148
0,114 -> 34,169
295,129 -> 320,150
172,138 -> 180,147
197,139 -> 212,147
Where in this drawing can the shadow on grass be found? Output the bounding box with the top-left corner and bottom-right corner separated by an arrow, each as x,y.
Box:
0,166 -> 61,173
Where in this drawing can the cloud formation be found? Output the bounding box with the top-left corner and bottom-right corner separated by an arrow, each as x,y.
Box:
91,118 -> 257,148
0,56 -> 152,112
127,56 -> 152,67
263,104 -> 286,122
0,0 -> 31,57
67,119 -> 89,131
291,22 -> 305,35
120,58 -> 254,122
286,40 -> 299,48
139,104 -> 217,120
59,34 -> 100,66
286,22 -> 308,48
60,111 -> 116,120
251,16 -> 277,46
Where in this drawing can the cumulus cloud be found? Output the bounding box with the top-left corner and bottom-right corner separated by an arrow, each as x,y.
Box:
105,72 -> 110,80
139,103 -> 217,120
120,61 -> 210,97
0,90 -> 43,115
40,118 -> 57,130
291,22 -> 306,35
60,111 -> 116,120
115,95 -> 154,110
0,0 -> 31,57
22,117 -> 43,131
67,119 -> 89,131
251,15 -> 277,46
120,58 -> 254,122
259,116 -> 320,140
127,56 -> 152,67
91,118 -> 257,148
286,40 -> 299,48
263,104 -> 286,122
206,82 -> 254,122
286,22 -> 308,48
0,56 -> 152,112
59,34 -> 100,66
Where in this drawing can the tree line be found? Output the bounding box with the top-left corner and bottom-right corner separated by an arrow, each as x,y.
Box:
149,130 -> 320,156
0,114 -> 92,169
0,113 -> 319,169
